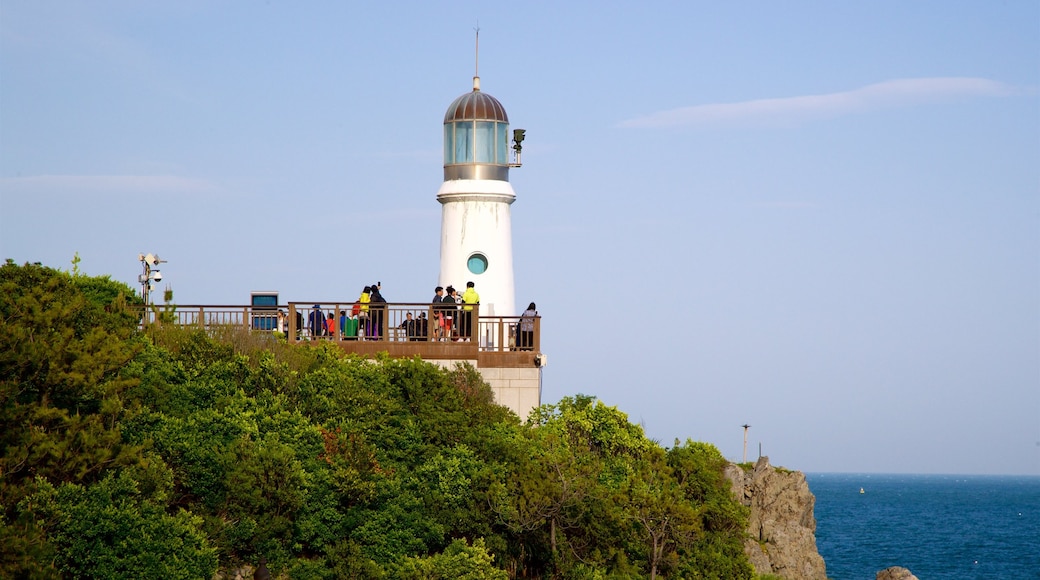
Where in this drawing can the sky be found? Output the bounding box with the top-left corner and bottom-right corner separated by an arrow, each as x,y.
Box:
1,1 -> 1037,476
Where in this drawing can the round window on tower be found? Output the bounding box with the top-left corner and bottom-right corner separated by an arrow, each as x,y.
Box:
467,253 -> 488,275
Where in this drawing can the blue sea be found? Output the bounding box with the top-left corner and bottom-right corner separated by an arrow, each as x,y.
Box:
807,473 -> 1040,579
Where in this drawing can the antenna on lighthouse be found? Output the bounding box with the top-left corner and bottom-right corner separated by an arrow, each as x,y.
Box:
473,25 -> 480,91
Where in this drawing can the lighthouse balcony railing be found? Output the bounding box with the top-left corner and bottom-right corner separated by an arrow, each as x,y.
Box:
137,302 -> 540,355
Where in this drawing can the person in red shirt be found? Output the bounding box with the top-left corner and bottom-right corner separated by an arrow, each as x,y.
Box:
325,312 -> 337,338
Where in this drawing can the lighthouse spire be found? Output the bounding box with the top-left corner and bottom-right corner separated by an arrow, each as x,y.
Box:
473,26 -> 480,91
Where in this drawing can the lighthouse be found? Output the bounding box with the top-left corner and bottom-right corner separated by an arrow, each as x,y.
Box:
437,47 -> 522,318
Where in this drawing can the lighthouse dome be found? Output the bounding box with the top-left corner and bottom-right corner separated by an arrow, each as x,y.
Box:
444,89 -> 509,124
443,84 -> 512,181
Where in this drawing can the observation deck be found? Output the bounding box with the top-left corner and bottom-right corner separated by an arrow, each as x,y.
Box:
141,301 -> 544,418
140,302 -> 542,370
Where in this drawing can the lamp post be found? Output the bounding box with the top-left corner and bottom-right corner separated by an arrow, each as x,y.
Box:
137,253 -> 166,307
741,424 -> 751,464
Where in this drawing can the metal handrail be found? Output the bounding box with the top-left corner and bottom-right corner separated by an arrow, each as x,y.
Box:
135,302 -> 540,353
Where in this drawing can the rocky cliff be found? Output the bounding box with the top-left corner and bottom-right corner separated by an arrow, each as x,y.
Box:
876,566 -> 919,580
724,456 -> 828,580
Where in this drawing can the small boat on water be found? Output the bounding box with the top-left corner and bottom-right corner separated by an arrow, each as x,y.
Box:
859,487 -> 865,494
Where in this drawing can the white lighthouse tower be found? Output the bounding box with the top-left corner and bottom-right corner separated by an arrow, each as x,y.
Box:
437,42 -> 522,318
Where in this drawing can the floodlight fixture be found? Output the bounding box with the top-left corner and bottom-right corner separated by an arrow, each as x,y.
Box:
138,252 -> 168,308
512,129 -> 525,151
510,128 -> 526,167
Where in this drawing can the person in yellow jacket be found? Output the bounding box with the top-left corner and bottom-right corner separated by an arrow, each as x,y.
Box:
460,281 -> 479,341
358,286 -> 371,339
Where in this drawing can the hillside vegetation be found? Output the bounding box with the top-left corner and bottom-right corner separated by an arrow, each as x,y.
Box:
0,260 -> 753,579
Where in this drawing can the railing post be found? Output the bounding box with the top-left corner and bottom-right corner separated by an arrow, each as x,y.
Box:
497,317 -> 505,353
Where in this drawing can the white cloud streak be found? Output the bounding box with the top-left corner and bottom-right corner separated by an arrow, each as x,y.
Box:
618,77 -> 1022,129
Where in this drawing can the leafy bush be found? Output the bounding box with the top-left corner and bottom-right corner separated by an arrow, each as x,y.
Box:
27,471 -> 216,579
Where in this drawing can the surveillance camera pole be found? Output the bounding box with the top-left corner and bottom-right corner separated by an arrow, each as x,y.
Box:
137,253 -> 166,307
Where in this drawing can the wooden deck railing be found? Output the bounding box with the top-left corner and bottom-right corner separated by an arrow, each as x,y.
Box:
138,302 -> 541,355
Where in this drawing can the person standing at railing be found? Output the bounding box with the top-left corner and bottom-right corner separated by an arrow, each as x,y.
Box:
325,312 -> 337,339
358,286 -> 371,339
339,309 -> 358,340
275,310 -> 286,338
460,281 -> 479,342
399,312 -> 418,341
518,302 -> 537,351
308,305 -> 326,339
441,286 -> 459,341
416,312 -> 429,341
431,286 -> 446,340
369,282 -> 386,340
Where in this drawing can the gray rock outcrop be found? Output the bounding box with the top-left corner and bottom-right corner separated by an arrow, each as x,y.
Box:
876,566 -> 919,580
724,456 -> 827,580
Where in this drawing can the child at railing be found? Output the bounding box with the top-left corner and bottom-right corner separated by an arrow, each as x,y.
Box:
325,312 -> 337,339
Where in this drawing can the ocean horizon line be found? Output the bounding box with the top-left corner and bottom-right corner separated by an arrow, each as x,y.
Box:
806,471 -> 1040,478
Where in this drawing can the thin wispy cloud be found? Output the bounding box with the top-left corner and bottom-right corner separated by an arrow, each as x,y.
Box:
618,77 -> 1022,129
0,175 -> 223,197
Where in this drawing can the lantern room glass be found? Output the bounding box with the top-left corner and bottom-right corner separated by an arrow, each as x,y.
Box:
475,122 -> 494,163
454,123 -> 473,163
444,121 -> 509,165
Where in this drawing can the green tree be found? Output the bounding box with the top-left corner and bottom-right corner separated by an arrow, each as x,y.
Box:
0,260 -> 142,415
616,449 -> 700,580
349,481 -> 443,566
394,538 -> 507,580
223,434 -> 309,556
408,444 -> 505,551
668,440 -> 753,580
498,396 -> 655,576
0,262 -> 147,577
27,470 -> 217,579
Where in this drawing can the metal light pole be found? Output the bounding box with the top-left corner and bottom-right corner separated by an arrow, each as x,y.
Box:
742,424 -> 751,463
137,253 -> 165,307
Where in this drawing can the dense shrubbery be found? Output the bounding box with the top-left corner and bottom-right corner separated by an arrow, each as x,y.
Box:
0,261 -> 753,579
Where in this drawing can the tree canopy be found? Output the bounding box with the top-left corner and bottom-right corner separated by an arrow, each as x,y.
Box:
0,260 -> 753,579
